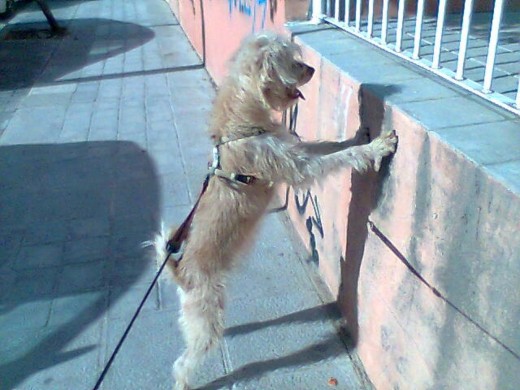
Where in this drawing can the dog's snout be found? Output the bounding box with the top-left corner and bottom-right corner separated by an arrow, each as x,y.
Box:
306,65 -> 315,78
299,63 -> 315,84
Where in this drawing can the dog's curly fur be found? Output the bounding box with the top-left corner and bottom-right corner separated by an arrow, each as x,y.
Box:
154,33 -> 397,390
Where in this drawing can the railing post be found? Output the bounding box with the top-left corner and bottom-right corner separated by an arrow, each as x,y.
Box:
455,0 -> 474,80
483,0 -> 505,93
516,78 -> 520,109
395,0 -> 407,52
355,0 -> 362,32
312,0 -> 324,23
381,0 -> 390,44
412,0 -> 426,59
432,0 -> 448,69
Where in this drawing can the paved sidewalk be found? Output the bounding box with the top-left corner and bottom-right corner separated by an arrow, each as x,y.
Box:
0,0 -> 366,389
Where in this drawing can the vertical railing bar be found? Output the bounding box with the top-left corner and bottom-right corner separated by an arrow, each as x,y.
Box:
412,0 -> 426,59
432,0 -> 448,69
334,0 -> 340,19
381,0 -> 390,43
368,0 -> 375,37
395,0 -> 407,52
344,0 -> 351,26
312,0 -> 324,21
516,74 -> 520,109
455,0 -> 474,80
483,0 -> 505,93
355,0 -> 362,31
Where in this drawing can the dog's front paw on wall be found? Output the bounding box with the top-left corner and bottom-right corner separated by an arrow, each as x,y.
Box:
370,130 -> 398,171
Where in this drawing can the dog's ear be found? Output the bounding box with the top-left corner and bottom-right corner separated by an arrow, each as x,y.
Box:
253,35 -> 275,76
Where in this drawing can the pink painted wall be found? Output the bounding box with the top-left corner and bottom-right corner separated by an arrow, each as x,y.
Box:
168,0 -> 287,83
166,1 -> 520,388
287,40 -> 520,389
169,0 -> 204,56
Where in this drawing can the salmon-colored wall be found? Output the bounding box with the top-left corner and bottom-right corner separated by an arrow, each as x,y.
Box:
170,0 -> 203,56
165,1 -> 520,389
287,40 -> 520,389
169,0 -> 287,83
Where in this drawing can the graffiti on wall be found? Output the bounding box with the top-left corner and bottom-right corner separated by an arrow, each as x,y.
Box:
280,104 -> 325,265
294,189 -> 324,264
227,0 -> 278,31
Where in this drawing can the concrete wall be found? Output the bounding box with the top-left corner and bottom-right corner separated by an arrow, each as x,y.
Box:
288,27 -> 520,387
167,2 -> 520,389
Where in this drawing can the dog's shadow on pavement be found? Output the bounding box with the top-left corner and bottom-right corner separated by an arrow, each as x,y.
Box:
200,303 -> 349,389
0,141 -> 159,388
199,333 -> 346,390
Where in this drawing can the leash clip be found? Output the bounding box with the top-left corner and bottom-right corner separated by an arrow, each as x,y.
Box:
166,240 -> 185,266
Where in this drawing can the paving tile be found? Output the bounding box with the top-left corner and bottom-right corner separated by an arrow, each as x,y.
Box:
71,81 -> 100,103
433,120 -> 520,166
157,171 -> 192,207
108,255 -> 158,287
60,101 -> 93,142
21,220 -> 69,246
57,260 -> 109,293
107,283 -> 159,320
0,106 -> 67,145
484,160 -> 520,195
101,310 -> 225,390
0,321 -> 105,390
399,95 -> 516,130
146,119 -> 178,149
14,243 -> 64,270
49,290 -> 108,327
0,228 -> 22,266
67,216 -> 111,240
63,237 -> 110,264
0,300 -> 52,331
146,94 -> 175,123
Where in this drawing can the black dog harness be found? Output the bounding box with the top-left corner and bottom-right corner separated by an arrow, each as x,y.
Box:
165,129 -> 267,264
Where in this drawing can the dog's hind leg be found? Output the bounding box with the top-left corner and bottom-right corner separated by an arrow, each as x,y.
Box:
173,283 -> 225,390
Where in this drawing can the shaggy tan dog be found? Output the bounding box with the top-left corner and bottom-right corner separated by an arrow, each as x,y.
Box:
155,33 -> 397,390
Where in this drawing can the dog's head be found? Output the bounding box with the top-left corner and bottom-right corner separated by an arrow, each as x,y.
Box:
232,33 -> 315,111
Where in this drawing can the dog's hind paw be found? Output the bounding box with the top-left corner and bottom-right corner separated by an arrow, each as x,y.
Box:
173,382 -> 190,390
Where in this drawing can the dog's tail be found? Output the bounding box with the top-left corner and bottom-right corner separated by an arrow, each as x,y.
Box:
142,223 -> 178,282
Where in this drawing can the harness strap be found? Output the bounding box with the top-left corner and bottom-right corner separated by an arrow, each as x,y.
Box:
213,168 -> 257,185
217,127 -> 265,146
210,128 -> 268,186
165,129 -> 269,264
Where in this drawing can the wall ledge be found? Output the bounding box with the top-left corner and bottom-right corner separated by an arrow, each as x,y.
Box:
289,23 -> 520,196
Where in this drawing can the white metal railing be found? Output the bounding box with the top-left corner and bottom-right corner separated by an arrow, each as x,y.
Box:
312,0 -> 520,116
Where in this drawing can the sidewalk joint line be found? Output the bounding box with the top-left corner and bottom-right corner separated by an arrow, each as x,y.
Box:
40,64 -> 205,86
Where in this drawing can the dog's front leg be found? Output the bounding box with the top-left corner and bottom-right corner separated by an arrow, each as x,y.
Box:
324,130 -> 397,173
288,130 -> 397,185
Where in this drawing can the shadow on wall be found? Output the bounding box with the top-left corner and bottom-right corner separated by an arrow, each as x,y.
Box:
0,141 -> 159,388
338,83 -> 400,346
